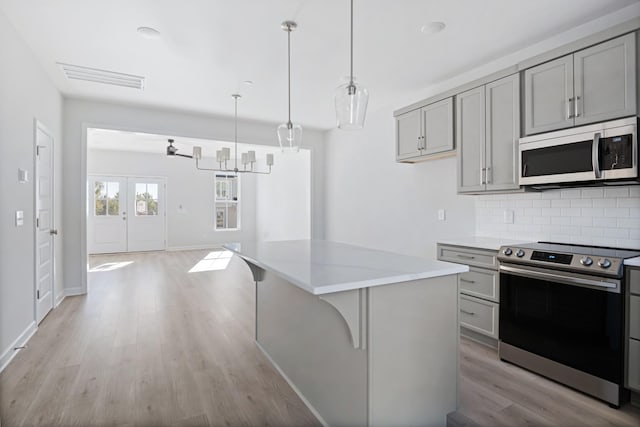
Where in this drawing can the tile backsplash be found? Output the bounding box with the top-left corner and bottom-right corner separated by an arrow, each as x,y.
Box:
476,186 -> 640,249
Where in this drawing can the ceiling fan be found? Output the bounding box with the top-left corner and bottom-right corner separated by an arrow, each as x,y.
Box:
166,139 -> 193,158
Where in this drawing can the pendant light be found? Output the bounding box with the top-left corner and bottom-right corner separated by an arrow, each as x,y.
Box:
277,21 -> 302,152
168,94 -> 274,175
335,0 -> 368,129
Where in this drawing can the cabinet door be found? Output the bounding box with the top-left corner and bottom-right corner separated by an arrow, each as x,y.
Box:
396,109 -> 422,160
574,33 -> 636,126
422,97 -> 454,155
457,86 -> 486,193
485,74 -> 521,192
524,55 -> 574,135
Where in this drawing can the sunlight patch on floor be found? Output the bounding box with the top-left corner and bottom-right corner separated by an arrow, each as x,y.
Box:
89,261 -> 134,272
189,250 -> 233,273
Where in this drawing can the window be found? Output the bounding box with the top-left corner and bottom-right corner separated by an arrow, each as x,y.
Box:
94,181 -> 120,216
135,183 -> 159,216
214,174 -> 240,230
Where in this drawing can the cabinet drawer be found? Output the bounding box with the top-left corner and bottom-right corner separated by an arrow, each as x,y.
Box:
459,295 -> 499,339
459,267 -> 499,302
438,245 -> 498,270
630,295 -> 640,340
630,268 -> 640,295
628,338 -> 640,392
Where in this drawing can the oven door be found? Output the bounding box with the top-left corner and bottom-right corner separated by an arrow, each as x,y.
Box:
499,264 -> 623,384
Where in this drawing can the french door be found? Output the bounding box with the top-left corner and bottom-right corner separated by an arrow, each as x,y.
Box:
88,175 -> 166,254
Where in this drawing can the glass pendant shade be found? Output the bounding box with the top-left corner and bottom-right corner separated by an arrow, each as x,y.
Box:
277,122 -> 302,152
335,80 -> 369,129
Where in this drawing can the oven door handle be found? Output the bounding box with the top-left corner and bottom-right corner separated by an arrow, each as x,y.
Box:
499,265 -> 618,290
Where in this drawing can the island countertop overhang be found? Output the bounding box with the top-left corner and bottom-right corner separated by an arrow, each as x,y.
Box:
223,239 -> 469,295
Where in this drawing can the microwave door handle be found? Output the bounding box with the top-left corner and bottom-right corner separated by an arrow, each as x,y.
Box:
593,132 -> 602,179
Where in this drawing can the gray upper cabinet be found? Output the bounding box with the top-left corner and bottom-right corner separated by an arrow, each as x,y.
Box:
525,33 -> 636,135
457,86 -> 486,193
396,109 -> 422,160
422,97 -> 454,155
574,33 -> 636,125
396,97 -> 454,162
458,74 -> 520,194
524,55 -> 574,135
485,74 -> 520,192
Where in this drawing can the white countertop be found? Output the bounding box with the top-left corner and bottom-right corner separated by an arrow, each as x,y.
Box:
625,256 -> 640,267
437,236 -> 534,251
223,240 -> 468,295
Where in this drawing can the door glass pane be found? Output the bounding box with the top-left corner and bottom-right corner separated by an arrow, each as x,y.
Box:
135,183 -> 159,216
521,140 -> 593,177
95,181 -> 106,216
107,182 -> 120,215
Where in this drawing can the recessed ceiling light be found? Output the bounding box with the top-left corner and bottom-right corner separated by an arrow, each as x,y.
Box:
137,26 -> 161,40
420,22 -> 446,35
243,80 -> 254,86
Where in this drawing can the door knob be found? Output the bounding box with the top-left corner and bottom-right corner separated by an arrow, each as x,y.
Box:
50,229 -> 58,235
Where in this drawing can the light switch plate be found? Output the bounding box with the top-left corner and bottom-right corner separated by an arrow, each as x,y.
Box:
15,210 -> 24,227
437,209 -> 446,221
18,169 -> 29,183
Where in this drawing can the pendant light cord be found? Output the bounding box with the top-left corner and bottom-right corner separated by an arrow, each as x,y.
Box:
234,95 -> 238,170
349,0 -> 354,87
287,27 -> 292,126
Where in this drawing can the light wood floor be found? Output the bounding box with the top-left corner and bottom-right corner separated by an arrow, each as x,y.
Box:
0,250 -> 321,427
1,250 -> 639,427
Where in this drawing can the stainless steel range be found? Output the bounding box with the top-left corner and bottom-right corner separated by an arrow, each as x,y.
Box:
497,242 -> 640,407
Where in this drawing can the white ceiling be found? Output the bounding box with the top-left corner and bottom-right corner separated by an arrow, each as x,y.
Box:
2,0 -> 638,129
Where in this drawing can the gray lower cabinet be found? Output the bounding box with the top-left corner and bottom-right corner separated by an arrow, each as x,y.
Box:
457,73 -> 520,194
396,97 -> 454,162
525,32 -> 636,135
628,268 -> 640,393
437,244 -> 500,343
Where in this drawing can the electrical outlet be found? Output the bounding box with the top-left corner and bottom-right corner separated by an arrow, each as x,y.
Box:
15,210 -> 24,227
437,209 -> 446,221
504,209 -> 514,224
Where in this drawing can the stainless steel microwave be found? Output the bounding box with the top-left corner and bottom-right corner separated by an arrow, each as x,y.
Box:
519,117 -> 638,187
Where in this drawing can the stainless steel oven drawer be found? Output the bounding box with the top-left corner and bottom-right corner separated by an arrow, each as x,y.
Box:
459,268 -> 498,302
630,295 -> 640,340
460,295 -> 499,339
438,246 -> 498,270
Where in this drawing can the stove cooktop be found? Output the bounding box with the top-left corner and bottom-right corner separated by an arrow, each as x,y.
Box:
518,242 -> 640,260
497,241 -> 640,278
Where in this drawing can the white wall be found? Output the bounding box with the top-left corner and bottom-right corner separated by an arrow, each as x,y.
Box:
63,99 -> 325,293
476,187 -> 640,248
323,7 -> 640,260
0,9 -> 63,369
256,149 -> 311,241
87,148 -> 257,249
324,107 -> 475,260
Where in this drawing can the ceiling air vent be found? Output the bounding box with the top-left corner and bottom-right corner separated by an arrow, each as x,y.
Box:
57,63 -> 145,90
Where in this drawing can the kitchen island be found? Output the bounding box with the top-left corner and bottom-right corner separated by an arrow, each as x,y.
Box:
223,240 -> 468,427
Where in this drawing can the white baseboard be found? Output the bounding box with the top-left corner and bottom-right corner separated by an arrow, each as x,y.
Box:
64,287 -> 84,297
55,291 -> 66,308
166,244 -> 224,252
255,341 -> 328,427
0,321 -> 37,374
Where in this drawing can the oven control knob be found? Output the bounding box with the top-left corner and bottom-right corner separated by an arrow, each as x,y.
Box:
516,249 -> 525,258
503,248 -> 513,256
598,258 -> 612,269
580,257 -> 593,266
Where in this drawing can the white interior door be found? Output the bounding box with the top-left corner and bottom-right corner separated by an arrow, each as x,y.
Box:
88,176 -> 128,254
127,177 -> 166,252
35,123 -> 55,324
